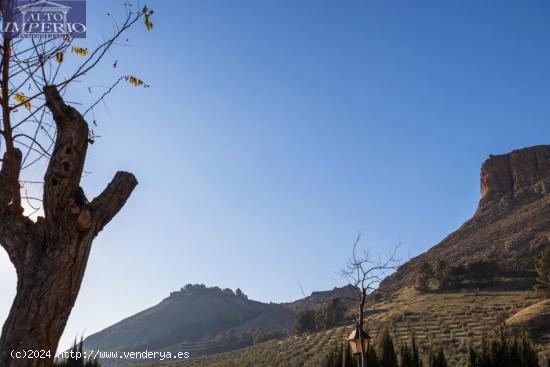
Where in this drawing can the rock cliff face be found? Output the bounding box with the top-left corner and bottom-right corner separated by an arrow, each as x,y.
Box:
480,145 -> 550,200
381,145 -> 550,292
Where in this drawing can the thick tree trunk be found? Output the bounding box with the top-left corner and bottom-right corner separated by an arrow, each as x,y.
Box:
0,235 -> 94,366
0,86 -> 137,367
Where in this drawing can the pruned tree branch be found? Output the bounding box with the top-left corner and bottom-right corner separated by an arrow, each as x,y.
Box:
0,149 -> 21,208
90,171 -> 137,234
43,85 -> 89,221
0,148 -> 33,271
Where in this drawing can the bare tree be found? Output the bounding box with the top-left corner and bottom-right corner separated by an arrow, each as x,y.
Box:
340,233 -> 400,367
0,2 -> 153,366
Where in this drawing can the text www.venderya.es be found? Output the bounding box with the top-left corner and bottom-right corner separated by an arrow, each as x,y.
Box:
58,350 -> 190,361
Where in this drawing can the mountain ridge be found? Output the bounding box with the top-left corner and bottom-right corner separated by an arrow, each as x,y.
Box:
82,283 -> 354,361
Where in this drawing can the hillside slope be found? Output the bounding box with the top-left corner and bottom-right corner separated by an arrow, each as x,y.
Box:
155,287 -> 545,367
84,285 -> 292,352
83,284 -> 352,363
506,299 -> 550,344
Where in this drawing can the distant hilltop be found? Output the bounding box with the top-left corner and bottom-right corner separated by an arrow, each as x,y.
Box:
82,284 -> 354,364
169,283 -> 249,299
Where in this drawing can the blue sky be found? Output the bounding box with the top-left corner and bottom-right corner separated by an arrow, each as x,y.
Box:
1,0 -> 550,351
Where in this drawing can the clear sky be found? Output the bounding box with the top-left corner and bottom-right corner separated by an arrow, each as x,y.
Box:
1,0 -> 550,352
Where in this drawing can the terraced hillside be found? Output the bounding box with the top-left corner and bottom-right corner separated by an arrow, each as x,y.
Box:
148,285 -> 547,367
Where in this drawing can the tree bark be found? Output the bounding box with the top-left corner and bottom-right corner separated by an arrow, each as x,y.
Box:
359,288 -> 366,367
0,86 -> 137,367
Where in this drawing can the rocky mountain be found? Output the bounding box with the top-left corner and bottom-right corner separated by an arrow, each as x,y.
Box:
82,284 -> 352,361
381,145 -> 550,291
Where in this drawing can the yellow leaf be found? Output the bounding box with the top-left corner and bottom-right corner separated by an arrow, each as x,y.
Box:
14,93 -> 31,110
71,47 -> 88,56
55,51 -> 64,63
144,15 -> 153,31
124,75 -> 149,88
143,8 -> 154,31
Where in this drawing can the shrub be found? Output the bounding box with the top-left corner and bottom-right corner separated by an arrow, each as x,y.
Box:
324,332 -> 427,367
400,337 -> 422,367
294,310 -> 318,335
390,310 -> 406,323
415,262 -> 434,291
429,347 -> 448,367
318,298 -> 346,329
294,299 -> 347,335
467,331 -> 540,367
435,259 -> 499,289
465,260 -> 498,285
323,342 -> 344,367
378,329 -> 398,367
534,247 -> 550,298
